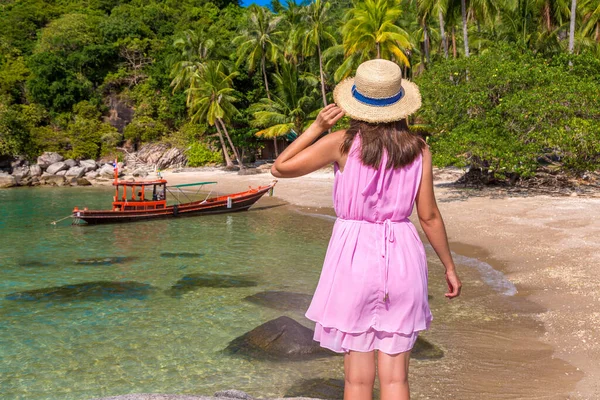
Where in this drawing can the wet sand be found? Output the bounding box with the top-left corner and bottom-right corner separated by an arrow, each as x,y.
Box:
133,167 -> 599,399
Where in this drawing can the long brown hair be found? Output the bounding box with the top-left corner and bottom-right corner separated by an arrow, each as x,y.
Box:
341,119 -> 425,169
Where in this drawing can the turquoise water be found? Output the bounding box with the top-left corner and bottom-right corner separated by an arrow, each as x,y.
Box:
0,187 -> 339,399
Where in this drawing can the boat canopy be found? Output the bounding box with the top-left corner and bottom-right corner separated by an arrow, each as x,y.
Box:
170,181 -> 217,188
113,179 -> 167,186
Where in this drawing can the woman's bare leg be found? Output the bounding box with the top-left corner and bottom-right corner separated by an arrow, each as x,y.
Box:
344,351 -> 376,400
378,350 -> 411,400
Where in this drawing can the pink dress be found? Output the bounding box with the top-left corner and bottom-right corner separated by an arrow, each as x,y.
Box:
306,135 -> 432,354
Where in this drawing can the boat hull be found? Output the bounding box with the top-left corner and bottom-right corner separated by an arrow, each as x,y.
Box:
72,184 -> 274,225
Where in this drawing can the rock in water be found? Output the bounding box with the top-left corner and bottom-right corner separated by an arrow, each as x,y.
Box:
37,152 -> 63,169
167,273 -> 257,297
214,390 -> 255,400
225,316 -> 336,361
412,336 -> 444,360
244,291 -> 313,312
41,175 -> 66,186
0,173 -> 17,188
46,162 -> 68,175
76,256 -> 131,265
5,281 -> 155,302
77,177 -> 92,186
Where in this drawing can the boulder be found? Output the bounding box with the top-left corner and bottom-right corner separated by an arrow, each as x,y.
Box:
77,177 -> 92,186
55,170 -> 67,176
65,166 -> 86,178
11,156 -> 28,169
18,176 -> 33,186
46,162 -> 68,175
64,159 -> 77,168
225,316 -> 336,361
132,168 -> 149,178
0,174 -> 17,188
85,171 -> 99,179
31,176 -> 41,186
80,159 -> 97,172
29,164 -> 42,177
42,175 -> 66,186
11,166 -> 30,183
98,163 -> 116,178
37,152 -> 63,169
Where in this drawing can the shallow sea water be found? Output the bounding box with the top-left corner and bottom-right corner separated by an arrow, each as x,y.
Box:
0,186 -> 581,399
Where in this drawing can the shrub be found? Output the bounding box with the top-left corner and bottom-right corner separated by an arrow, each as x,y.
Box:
415,45 -> 600,179
123,115 -> 168,144
186,142 -> 222,167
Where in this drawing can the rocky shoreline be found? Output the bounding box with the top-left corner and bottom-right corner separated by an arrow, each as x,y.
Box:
0,143 -> 274,189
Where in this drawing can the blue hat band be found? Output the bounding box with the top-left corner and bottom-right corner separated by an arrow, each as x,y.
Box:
351,85 -> 404,107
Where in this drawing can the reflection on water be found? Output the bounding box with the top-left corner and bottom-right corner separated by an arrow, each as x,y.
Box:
0,187 -> 580,399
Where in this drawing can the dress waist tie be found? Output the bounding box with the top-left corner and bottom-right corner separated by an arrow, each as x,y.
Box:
336,217 -> 408,303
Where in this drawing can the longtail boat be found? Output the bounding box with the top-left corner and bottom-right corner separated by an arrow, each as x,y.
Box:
71,166 -> 276,224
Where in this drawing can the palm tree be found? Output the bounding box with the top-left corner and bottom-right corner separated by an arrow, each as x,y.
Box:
336,0 -> 412,81
233,5 -> 283,155
280,0 -> 306,65
250,61 -> 321,139
582,1 -> 600,43
303,0 -> 337,107
569,0 -> 577,53
170,29 -> 218,103
461,0 -> 470,57
186,62 -> 244,169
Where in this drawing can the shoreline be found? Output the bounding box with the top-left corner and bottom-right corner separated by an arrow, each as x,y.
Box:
159,168 -> 599,399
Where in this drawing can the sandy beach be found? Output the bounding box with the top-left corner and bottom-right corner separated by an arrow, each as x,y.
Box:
153,166 -> 600,399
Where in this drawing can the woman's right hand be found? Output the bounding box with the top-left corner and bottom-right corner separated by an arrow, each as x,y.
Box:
445,269 -> 462,299
313,104 -> 345,131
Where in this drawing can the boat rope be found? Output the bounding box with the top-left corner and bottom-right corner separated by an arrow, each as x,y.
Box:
200,188 -> 214,204
50,215 -> 72,225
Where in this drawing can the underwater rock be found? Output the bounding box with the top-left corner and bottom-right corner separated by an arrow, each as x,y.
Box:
225,316 -> 336,361
244,291 -> 312,312
412,336 -> 444,360
75,256 -> 131,265
5,281 -> 155,302
160,252 -> 205,258
18,260 -> 54,268
284,378 -> 379,400
168,273 -> 258,297
214,390 -> 255,400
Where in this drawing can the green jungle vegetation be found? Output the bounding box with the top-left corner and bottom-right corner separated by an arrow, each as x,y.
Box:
0,0 -> 599,182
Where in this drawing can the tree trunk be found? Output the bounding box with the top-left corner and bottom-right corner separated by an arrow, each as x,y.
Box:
217,118 -> 244,170
317,41 -> 328,107
376,42 -> 381,58
543,1 -> 552,31
461,0 -> 470,57
261,51 -> 278,157
569,0 -> 577,54
438,8 -> 448,59
452,26 -> 457,58
214,122 -> 233,167
423,23 -> 431,65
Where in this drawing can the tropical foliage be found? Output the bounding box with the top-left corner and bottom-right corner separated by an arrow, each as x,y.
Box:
0,0 -> 598,177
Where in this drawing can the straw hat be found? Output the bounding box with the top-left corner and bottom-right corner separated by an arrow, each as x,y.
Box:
333,59 -> 421,123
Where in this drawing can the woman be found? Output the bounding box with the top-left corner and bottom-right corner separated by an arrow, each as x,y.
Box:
271,59 -> 461,400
